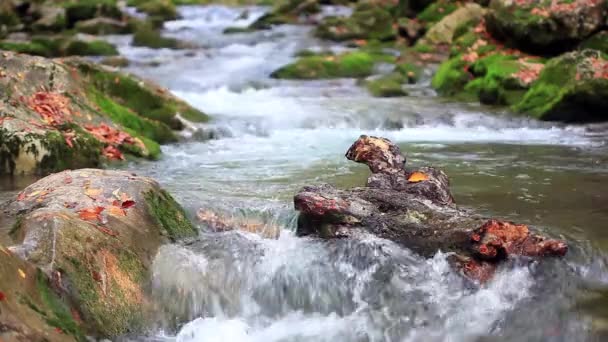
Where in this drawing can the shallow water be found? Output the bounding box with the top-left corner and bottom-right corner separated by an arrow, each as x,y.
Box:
4,4 -> 608,342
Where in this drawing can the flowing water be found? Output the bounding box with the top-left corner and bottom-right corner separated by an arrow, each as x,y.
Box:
3,5 -> 608,342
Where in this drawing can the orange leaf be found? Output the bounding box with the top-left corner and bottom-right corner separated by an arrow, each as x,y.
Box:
121,200 -> 136,209
96,225 -> 119,237
17,192 -> 26,201
85,188 -> 103,199
18,269 -> 26,279
408,171 -> 429,183
78,206 -> 105,222
107,206 -> 126,217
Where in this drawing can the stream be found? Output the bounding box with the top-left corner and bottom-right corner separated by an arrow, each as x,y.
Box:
3,4 -> 608,342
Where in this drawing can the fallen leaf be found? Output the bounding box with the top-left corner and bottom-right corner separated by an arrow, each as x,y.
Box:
85,188 -> 103,199
107,206 -> 126,217
17,192 -> 26,201
78,206 -> 105,222
0,291 -> 5,301
18,268 -> 26,279
64,176 -> 73,184
121,200 -> 136,209
408,171 -> 429,183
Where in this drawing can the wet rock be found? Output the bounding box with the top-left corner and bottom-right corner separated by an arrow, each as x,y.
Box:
294,135 -> 568,283
365,73 -> 408,97
485,0 -> 608,54
1,168 -> 198,338
100,55 -> 130,68
0,51 -> 204,175
30,5 -> 66,32
397,17 -> 425,45
579,31 -> 608,55
271,51 -> 377,79
132,22 -> 194,49
513,49 -> 608,122
248,0 -> 320,30
315,3 -> 395,41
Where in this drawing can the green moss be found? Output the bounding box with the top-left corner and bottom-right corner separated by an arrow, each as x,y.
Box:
396,62 -> 422,83
145,189 -> 197,241
315,5 -> 395,42
39,128 -> 104,173
64,40 -> 118,56
365,73 -> 408,97
78,63 -> 204,129
0,41 -> 53,57
89,88 -> 176,145
132,23 -> 180,49
271,51 -> 375,79
130,0 -> 179,22
223,26 -> 255,34
64,0 -> 122,28
413,42 -> 434,53
431,55 -> 470,95
418,0 -> 459,25
579,31 -> 608,55
36,271 -> 85,340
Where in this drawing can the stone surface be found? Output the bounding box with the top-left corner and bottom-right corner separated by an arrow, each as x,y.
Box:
1,168 -> 198,338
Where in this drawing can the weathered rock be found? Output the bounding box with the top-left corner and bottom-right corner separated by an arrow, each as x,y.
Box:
294,136 -> 567,283
1,169 -> 198,338
30,5 -> 66,32
315,4 -> 395,41
0,243 -> 76,341
485,0 -> 608,54
514,49 -> 608,122
0,51 -> 205,175
422,3 -> 486,45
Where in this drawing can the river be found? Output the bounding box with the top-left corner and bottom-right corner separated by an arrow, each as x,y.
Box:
4,4 -> 608,342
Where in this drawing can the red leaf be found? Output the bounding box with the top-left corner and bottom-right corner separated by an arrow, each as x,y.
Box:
78,206 -> 105,222
17,192 -> 26,201
0,291 -> 6,301
121,200 -> 136,209
102,145 -> 125,161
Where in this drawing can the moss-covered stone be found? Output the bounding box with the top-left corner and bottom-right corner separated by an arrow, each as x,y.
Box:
421,3 -> 485,45
247,0 -> 319,30
64,0 -> 123,28
417,0 -> 460,26
396,62 -> 422,83
579,31 -> 608,56
365,73 -> 408,97
315,4 -> 395,42
271,51 -> 376,79
64,39 -> 118,56
3,169 -> 198,338
145,189 -> 198,241
431,54 -> 470,96
514,50 -> 608,122
75,17 -> 131,35
132,22 -> 181,49
130,0 -> 180,22
485,0 -> 608,54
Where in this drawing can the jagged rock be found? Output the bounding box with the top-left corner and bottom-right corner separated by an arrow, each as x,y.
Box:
294,135 -> 567,283
1,169 -> 198,338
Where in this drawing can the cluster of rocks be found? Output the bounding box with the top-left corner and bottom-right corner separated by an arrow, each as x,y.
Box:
260,0 -> 608,123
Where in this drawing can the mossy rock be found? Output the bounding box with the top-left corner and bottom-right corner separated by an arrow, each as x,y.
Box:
271,51 -> 376,79
247,0 -> 319,30
422,3 -> 485,45
485,0 -> 608,55
64,39 -> 119,56
315,5 -> 395,42
579,31 -> 608,56
417,0 -> 460,26
132,22 -> 181,49
0,242 -> 82,341
431,54 -> 471,96
4,169 -> 198,338
64,0 -> 123,28
514,50 -> 608,122
365,73 -> 408,97
128,0 -> 179,22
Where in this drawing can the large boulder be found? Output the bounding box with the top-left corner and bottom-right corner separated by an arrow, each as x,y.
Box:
295,136 -> 568,283
1,169 -> 198,338
0,52 -> 206,176
514,49 -> 608,122
485,0 -> 608,54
